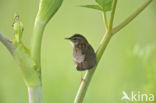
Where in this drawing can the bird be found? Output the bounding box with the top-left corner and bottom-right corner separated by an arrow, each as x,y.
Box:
65,34 -> 97,81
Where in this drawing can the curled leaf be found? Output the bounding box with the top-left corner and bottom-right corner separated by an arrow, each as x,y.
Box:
36,0 -> 63,26
12,15 -> 24,43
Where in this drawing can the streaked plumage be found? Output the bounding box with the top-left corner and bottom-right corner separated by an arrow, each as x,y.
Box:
66,34 -> 97,71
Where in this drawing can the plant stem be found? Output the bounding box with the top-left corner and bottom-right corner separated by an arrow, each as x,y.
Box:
0,32 -> 15,55
30,20 -> 45,103
108,0 -> 117,32
96,31 -> 112,62
102,12 -> 108,30
28,86 -> 43,103
74,67 -> 95,103
31,20 -> 45,74
112,0 -> 152,35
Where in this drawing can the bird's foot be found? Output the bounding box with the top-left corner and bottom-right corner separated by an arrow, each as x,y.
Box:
80,78 -> 85,84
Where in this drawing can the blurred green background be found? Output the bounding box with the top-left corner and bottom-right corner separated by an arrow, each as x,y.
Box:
0,0 -> 156,103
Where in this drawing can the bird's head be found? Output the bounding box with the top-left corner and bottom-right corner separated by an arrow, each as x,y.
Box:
65,34 -> 88,46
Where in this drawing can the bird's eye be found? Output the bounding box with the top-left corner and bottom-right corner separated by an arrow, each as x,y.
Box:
73,38 -> 77,40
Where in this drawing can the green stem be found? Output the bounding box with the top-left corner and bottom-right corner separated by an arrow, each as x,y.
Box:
102,12 -> 108,30
28,86 -> 43,103
30,20 -> 45,103
31,20 -> 45,74
108,0 -> 117,32
96,31 -> 112,62
0,32 -> 15,55
74,67 -> 95,103
112,0 -> 152,35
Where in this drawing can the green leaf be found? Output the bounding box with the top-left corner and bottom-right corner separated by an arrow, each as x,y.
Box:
13,15 -> 24,43
36,0 -> 63,25
95,0 -> 113,11
81,5 -> 103,11
13,42 -> 41,87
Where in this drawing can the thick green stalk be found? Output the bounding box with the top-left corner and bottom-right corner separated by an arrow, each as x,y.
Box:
31,20 -> 45,74
31,0 -> 63,79
28,86 -> 42,103
29,19 -> 45,103
112,0 -> 152,35
30,0 -> 63,102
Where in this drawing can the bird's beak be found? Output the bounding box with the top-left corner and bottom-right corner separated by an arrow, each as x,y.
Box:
65,37 -> 71,40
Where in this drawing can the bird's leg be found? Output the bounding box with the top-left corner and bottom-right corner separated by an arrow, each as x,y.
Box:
80,72 -> 84,84
80,72 -> 86,84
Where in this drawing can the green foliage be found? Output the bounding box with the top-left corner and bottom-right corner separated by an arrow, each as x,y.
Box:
1,0 -> 63,89
31,0 -> 63,73
81,5 -> 103,11
36,0 -> 63,25
95,0 -> 113,11
82,0 -> 113,12
12,15 -> 41,87
9,0 -> 64,88
13,15 -> 24,43
13,41 -> 41,87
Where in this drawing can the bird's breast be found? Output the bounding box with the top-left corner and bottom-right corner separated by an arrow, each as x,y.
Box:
73,47 -> 85,63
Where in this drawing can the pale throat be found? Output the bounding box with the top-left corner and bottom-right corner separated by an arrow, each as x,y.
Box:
70,41 -> 78,47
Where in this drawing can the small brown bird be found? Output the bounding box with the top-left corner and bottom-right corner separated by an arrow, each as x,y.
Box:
65,34 -> 97,71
